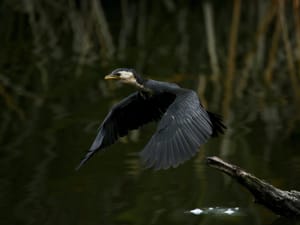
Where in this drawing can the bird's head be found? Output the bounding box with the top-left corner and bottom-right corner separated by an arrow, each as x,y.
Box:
104,68 -> 144,87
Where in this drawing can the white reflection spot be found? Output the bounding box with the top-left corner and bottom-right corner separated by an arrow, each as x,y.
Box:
224,209 -> 235,215
189,208 -> 203,215
187,207 -> 241,216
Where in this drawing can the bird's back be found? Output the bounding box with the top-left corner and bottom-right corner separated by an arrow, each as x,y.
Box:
143,79 -> 182,94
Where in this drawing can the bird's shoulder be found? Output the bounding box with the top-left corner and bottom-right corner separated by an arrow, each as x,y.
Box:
143,80 -> 201,108
144,79 -> 184,93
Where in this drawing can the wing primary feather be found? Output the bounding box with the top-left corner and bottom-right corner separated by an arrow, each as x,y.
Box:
170,135 -> 179,167
172,133 -> 183,166
162,142 -> 171,169
193,116 -> 211,143
193,112 -> 212,138
76,132 -> 104,170
142,139 -> 157,169
159,146 -> 168,170
172,134 -> 183,164
167,139 -> 176,168
195,112 -> 211,134
180,129 -> 197,157
176,129 -> 192,161
182,121 -> 201,146
189,121 -> 205,143
154,142 -> 164,170
140,136 -> 158,167
196,119 -> 212,140
179,129 -> 192,161
76,151 -> 94,170
140,146 -> 150,162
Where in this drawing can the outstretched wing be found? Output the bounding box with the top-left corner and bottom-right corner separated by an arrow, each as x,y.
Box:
140,90 -> 214,170
76,91 -> 176,169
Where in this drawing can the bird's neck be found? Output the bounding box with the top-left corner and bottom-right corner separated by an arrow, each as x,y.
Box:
134,81 -> 146,90
135,79 -> 153,93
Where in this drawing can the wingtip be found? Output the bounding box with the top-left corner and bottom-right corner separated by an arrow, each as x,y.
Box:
75,161 -> 84,171
75,158 -> 88,171
75,150 -> 96,171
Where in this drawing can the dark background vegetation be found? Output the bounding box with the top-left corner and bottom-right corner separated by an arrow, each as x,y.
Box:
1,0 -> 300,225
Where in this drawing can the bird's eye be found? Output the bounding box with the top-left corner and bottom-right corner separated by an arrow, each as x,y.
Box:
115,72 -> 121,76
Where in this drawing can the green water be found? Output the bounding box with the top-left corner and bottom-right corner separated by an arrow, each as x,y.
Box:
1,1 -> 300,225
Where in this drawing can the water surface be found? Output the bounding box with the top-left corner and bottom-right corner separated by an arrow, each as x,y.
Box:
1,1 -> 300,225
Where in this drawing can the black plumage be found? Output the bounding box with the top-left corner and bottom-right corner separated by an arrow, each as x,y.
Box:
77,68 -> 225,170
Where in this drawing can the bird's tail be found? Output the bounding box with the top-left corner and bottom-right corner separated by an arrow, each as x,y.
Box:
207,111 -> 226,137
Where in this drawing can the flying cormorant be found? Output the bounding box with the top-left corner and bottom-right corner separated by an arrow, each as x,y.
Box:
77,68 -> 225,170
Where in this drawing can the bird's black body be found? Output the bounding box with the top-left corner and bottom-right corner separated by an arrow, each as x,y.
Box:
77,69 -> 225,170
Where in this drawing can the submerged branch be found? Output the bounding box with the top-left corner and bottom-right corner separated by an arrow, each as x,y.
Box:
206,156 -> 300,217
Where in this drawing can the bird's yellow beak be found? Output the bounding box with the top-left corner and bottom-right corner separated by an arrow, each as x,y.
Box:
104,74 -> 120,80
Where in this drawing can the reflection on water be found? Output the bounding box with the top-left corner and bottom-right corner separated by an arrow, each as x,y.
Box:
188,207 -> 241,216
1,1 -> 300,225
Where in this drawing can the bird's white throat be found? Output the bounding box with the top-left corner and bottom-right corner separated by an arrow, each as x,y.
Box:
118,71 -> 145,90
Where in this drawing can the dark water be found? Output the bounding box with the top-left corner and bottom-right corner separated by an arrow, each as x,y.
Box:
2,78 -> 300,225
1,1 -> 300,225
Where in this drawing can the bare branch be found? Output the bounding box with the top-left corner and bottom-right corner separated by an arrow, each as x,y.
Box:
206,156 -> 300,217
